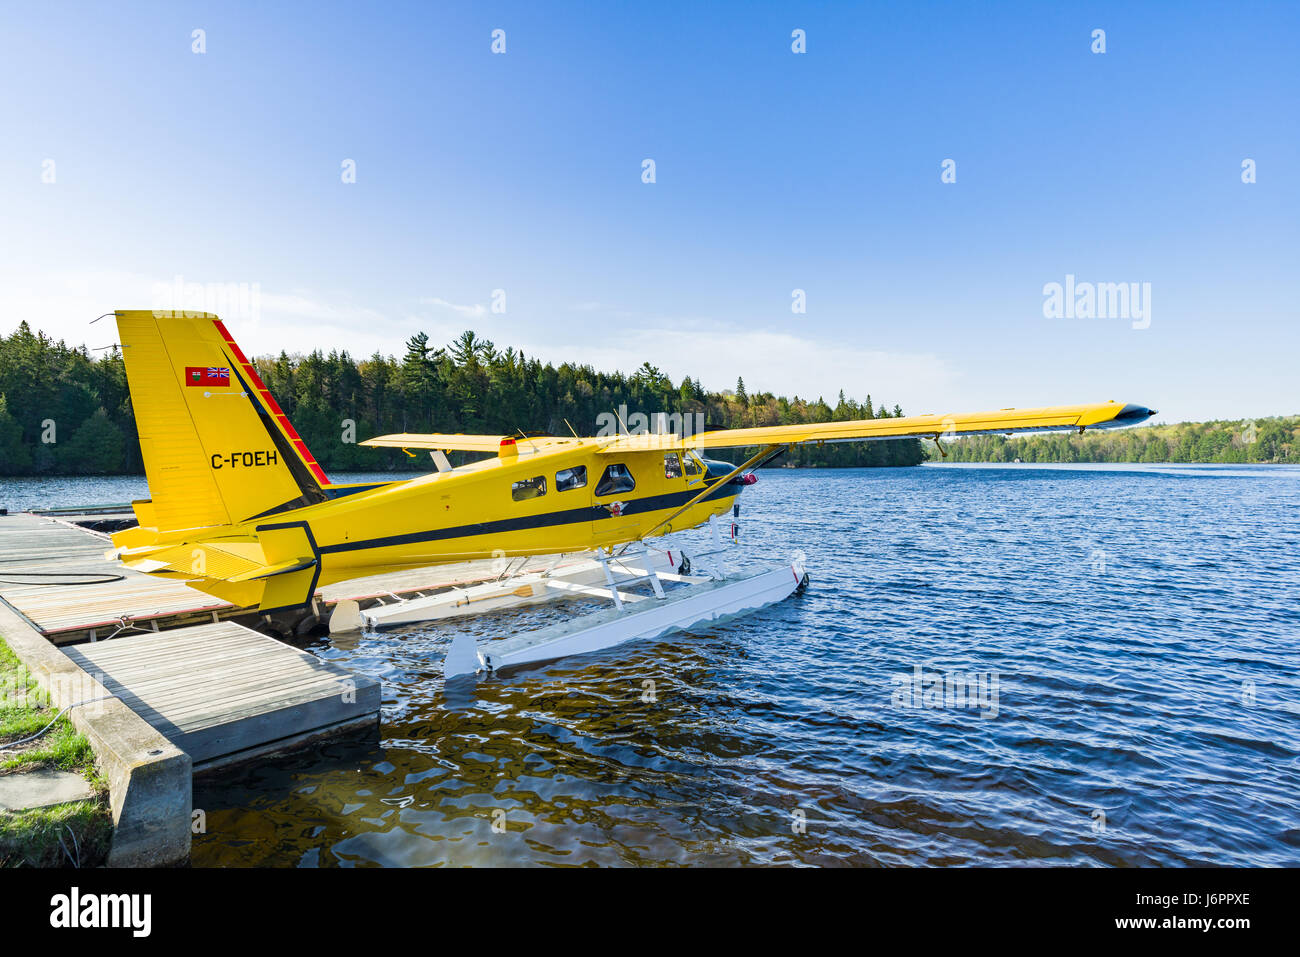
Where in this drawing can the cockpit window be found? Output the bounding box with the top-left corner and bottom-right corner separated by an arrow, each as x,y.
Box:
595,463 -> 636,496
555,466 -> 587,492
684,452 -> 703,476
664,453 -> 683,479
511,475 -> 546,501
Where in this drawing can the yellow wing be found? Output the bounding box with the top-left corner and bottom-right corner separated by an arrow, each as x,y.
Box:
360,433 -> 576,454
362,401 -> 1156,456
595,400 -> 1157,452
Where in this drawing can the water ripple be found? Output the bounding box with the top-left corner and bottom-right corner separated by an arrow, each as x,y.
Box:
182,465 -> 1300,866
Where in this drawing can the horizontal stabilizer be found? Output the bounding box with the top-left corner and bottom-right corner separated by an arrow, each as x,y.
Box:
227,557 -> 318,582
110,526 -> 319,612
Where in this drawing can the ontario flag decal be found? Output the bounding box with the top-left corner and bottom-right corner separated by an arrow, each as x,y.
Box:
186,366 -> 231,387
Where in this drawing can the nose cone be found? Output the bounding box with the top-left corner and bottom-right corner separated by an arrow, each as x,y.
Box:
701,457 -> 758,489
1112,403 -> 1158,424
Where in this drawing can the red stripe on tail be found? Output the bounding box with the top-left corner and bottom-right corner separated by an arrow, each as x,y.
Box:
213,319 -> 331,486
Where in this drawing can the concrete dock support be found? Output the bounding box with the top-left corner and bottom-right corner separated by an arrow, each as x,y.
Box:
0,602 -> 191,867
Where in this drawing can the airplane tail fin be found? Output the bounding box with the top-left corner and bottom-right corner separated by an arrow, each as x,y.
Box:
113,310 -> 330,533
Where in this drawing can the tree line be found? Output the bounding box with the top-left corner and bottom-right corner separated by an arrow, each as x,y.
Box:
929,417 -> 1299,464
0,322 -> 924,476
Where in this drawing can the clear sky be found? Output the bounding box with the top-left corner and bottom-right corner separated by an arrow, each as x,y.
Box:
1,1 -> 1296,422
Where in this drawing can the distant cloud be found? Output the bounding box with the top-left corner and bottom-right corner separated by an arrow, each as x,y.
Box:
520,323 -> 957,410
418,297 -> 487,319
0,270 -> 434,360
0,272 -> 956,411
10,274 -> 1246,422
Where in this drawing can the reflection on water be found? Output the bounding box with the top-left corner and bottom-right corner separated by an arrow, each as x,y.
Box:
6,467 -> 1299,865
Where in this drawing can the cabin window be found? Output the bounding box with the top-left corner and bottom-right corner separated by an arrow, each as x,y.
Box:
595,463 -> 636,496
511,476 -> 547,501
555,466 -> 587,492
684,452 -> 703,477
664,453 -> 683,479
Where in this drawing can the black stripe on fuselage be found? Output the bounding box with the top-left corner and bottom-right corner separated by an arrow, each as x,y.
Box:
253,519 -> 323,615
317,481 -> 739,556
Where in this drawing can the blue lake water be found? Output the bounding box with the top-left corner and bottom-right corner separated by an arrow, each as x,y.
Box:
4,465 -> 1299,866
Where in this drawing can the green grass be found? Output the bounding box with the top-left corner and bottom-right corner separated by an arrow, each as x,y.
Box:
0,720 -> 99,776
0,633 -> 110,867
0,800 -> 113,868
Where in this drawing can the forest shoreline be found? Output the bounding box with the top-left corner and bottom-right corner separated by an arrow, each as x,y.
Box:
4,323 -> 1295,476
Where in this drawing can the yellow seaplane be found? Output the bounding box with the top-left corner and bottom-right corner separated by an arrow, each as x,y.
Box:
107,311 -> 1155,674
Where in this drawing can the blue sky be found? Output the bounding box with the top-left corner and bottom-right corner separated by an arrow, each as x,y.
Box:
1,1 -> 1296,422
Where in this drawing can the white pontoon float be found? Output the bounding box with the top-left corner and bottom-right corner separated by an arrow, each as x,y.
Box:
327,517 -> 809,678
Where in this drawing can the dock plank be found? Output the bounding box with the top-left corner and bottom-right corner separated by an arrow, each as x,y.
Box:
0,512 -> 587,640
64,621 -> 380,764
1,512 -> 614,641
0,513 -> 237,640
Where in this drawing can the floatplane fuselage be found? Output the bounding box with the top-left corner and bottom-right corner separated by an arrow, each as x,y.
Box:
106,311 -> 1157,618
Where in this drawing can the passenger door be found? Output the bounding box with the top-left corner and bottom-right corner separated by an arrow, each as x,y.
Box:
590,460 -> 638,541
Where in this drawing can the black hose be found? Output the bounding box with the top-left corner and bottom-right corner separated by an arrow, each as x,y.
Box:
0,694 -> 113,753
0,571 -> 126,586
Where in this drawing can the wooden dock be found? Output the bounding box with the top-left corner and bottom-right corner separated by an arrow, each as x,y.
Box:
62,621 -> 380,767
0,512 -> 239,644
0,508 -> 385,860
0,509 -> 601,767
315,551 -> 600,615
0,511 -> 583,641
0,511 -> 383,775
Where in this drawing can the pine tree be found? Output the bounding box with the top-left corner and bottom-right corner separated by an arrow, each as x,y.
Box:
56,408 -> 126,475
0,394 -> 32,474
0,322 -> 941,473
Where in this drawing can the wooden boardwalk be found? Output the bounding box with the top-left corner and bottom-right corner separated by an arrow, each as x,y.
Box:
0,513 -> 237,643
63,621 -> 380,766
0,511 -> 590,640
316,552 -> 597,608
0,510 -> 389,794
0,512 -> 381,773
0,508 -> 618,778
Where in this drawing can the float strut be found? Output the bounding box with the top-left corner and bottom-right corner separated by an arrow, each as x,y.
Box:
599,549 -> 624,611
